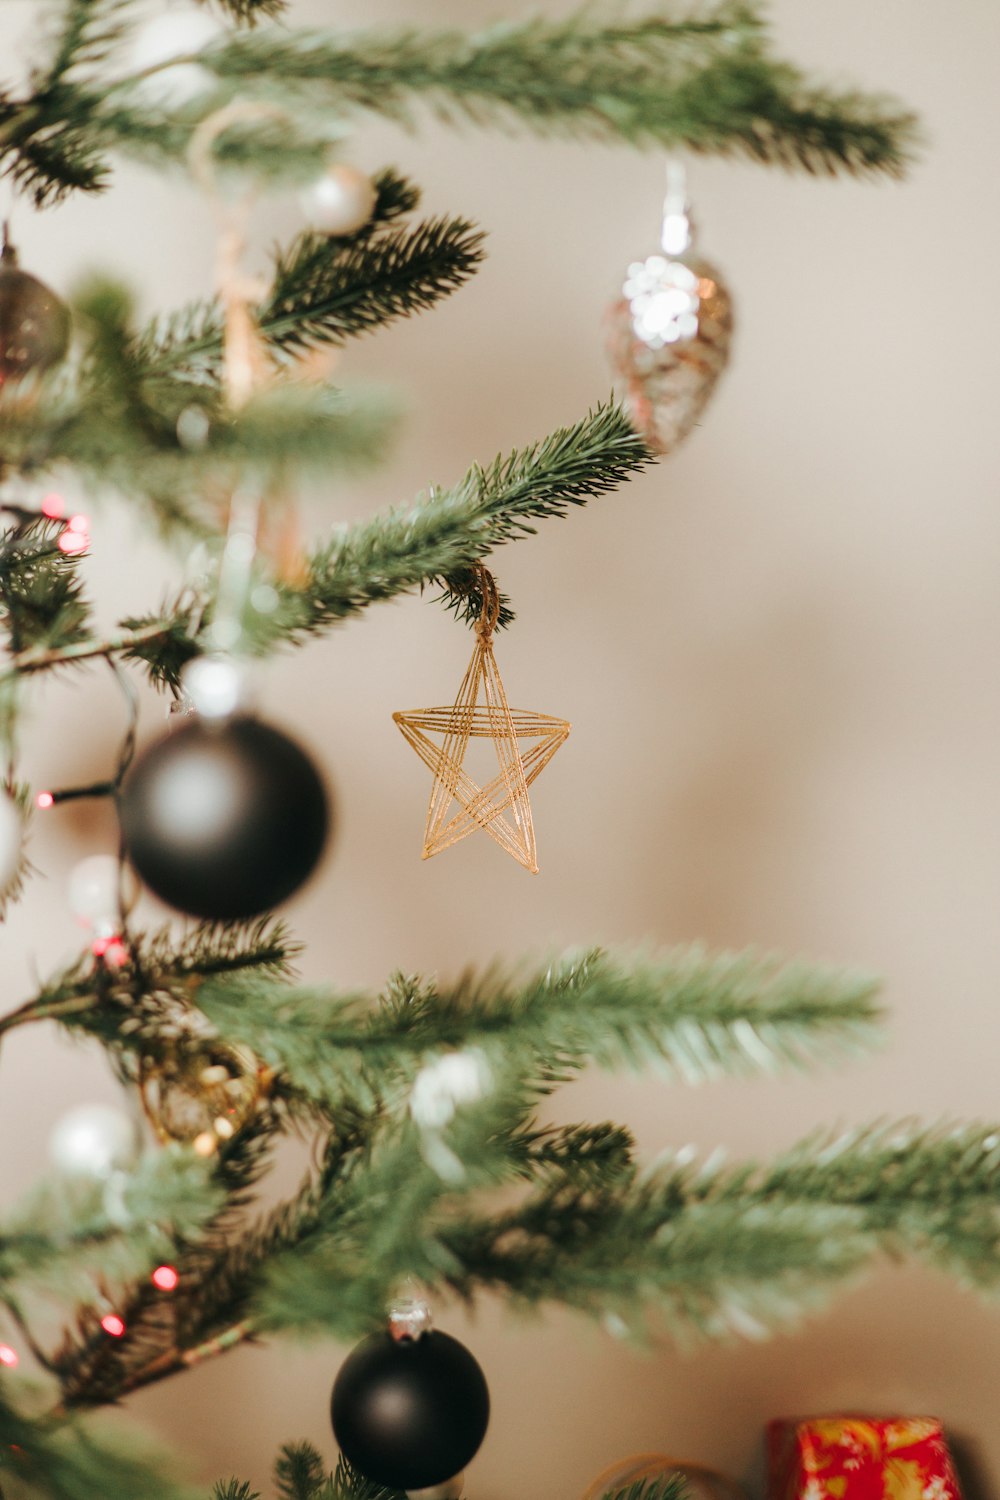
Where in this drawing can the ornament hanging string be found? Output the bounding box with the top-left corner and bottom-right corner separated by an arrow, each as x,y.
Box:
187,103 -> 300,653
474,563 -> 501,643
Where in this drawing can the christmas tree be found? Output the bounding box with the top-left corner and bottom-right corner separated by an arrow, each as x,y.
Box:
0,3 -> 996,1498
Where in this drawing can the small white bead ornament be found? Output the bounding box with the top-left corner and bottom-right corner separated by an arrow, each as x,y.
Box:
301,164 -> 377,237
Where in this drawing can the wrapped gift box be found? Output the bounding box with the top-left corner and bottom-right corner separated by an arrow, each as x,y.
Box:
767,1417 -> 962,1500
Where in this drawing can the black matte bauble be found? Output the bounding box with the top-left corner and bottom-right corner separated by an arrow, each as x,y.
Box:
119,715 -> 330,921
0,240 -> 70,385
331,1331 -> 490,1491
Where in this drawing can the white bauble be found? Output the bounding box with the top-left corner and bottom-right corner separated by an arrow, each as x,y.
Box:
300,164 -> 377,236
49,1104 -> 142,1179
0,791 -> 23,894
122,5 -> 223,109
181,654 -> 254,720
67,855 -> 138,933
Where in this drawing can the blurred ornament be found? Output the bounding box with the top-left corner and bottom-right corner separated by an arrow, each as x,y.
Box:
67,854 -> 138,936
606,162 -> 733,453
331,1298 -> 489,1493
0,790 -> 23,894
181,653 -> 253,721
49,1103 -> 142,1179
394,565 -> 569,873
0,231 -> 71,386
140,1040 -> 269,1155
57,512 -> 90,555
122,5 -> 223,108
119,714 -> 330,920
301,163 -> 377,236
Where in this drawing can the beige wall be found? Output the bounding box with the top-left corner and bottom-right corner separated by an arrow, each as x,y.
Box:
3,1 -> 1000,1496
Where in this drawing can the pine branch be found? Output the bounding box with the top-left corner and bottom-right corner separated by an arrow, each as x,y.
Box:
276,1443 -> 329,1500
135,215 -> 485,378
215,1484 -> 261,1500
188,946 -> 881,1111
0,1397 -> 199,1500
0,1148 -> 224,1302
258,1116 -> 1000,1347
39,0 -> 131,91
197,7 -> 917,178
0,518 -> 92,657
133,170 -> 474,381
605,1477 -> 691,1500
234,401 -> 655,649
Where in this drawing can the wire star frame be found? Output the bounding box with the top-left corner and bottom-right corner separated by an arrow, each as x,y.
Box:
393,568 -> 570,872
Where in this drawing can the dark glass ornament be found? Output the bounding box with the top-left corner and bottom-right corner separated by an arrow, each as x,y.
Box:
331,1330 -> 490,1491
119,715 -> 330,921
0,235 -> 71,385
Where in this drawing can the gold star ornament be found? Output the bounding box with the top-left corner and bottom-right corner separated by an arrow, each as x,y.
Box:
393,570 -> 570,872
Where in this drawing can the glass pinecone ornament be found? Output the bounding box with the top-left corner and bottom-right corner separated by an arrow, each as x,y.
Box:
0,232 -> 71,386
140,1040 -> 269,1156
606,166 -> 733,454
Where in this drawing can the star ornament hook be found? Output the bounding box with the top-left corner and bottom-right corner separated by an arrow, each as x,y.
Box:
393,572 -> 570,873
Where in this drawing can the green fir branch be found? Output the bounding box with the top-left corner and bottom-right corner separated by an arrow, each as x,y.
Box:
214,1485 -> 261,1500
604,1477 -> 691,1500
276,1442 -> 330,1500
198,8 -> 916,177
0,1398 -> 199,1500
0,1147 -> 223,1301
239,401 -> 655,648
136,214 -> 486,381
189,946 -> 881,1110
133,167 -> 439,378
0,517 -> 92,657
38,0 -> 132,91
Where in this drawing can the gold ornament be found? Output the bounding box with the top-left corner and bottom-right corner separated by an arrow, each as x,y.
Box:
140,1040 -> 270,1156
606,162 -> 733,454
393,569 -> 570,873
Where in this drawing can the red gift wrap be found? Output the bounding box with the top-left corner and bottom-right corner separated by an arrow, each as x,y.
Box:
767,1417 -> 962,1500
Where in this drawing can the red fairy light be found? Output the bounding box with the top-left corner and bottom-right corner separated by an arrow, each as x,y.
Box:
35,791 -> 54,810
100,1314 -> 126,1338
92,935 -> 128,967
67,514 -> 89,533
152,1265 -> 179,1292
58,530 -> 89,556
40,493 -> 65,519
0,1344 -> 19,1368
